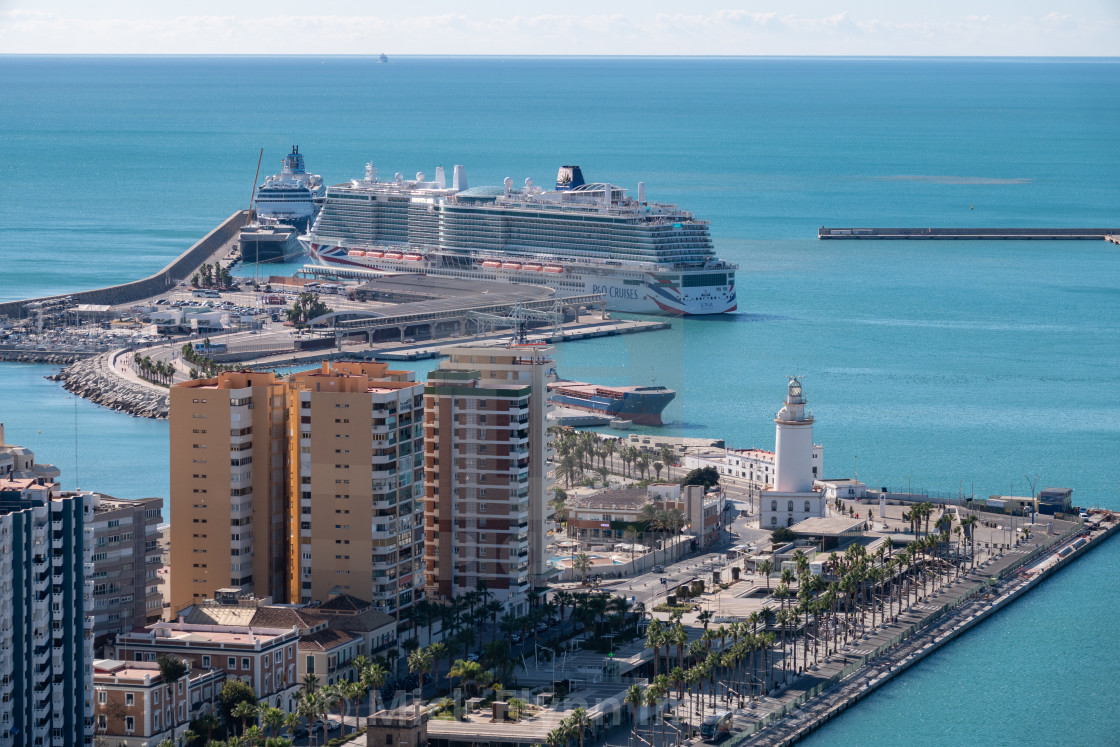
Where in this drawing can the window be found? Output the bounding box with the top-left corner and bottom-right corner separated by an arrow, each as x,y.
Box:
97,691 -> 106,704
125,693 -> 135,706
770,500 -> 777,511
202,655 -> 210,668
241,658 -> 251,670
804,500 -> 811,513
125,716 -> 135,733
770,516 -> 778,527
228,657 -> 236,670
787,500 -> 793,512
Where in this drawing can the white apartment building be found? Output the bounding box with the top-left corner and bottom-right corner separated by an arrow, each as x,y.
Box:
0,478 -> 95,745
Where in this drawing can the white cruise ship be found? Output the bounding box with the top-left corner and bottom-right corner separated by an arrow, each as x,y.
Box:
253,146 -> 325,231
301,164 -> 737,315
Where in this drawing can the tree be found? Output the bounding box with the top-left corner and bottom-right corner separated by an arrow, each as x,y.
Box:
653,461 -> 664,481
156,654 -> 188,684
771,526 -> 797,544
507,697 -> 527,722
231,699 -> 259,736
569,706 -> 592,747
572,553 -> 593,583
217,680 -> 257,731
408,647 -> 433,718
680,466 -> 720,489
624,683 -> 644,746
758,559 -> 774,590
286,292 -> 333,328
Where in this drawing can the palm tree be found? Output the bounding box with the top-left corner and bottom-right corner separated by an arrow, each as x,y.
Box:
645,618 -> 665,677
259,706 -> 283,739
572,553 -> 593,583
758,559 -> 773,590
231,700 -> 259,736
408,647 -> 433,718
427,642 -> 447,698
355,659 -> 388,717
300,673 -> 320,697
623,683 -> 644,747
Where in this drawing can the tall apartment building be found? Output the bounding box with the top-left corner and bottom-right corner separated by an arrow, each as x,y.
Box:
169,371 -> 289,613
88,494 -> 164,652
0,479 -> 94,745
423,345 -> 552,614
285,361 -> 425,614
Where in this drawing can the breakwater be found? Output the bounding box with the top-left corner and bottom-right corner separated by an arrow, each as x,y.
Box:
0,210 -> 247,320
739,515 -> 1119,746
818,227 -> 1120,240
49,352 -> 170,419
0,349 -> 97,364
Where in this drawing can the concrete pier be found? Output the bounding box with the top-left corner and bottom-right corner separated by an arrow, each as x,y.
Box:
819,226 -> 1120,240
733,513 -> 1120,746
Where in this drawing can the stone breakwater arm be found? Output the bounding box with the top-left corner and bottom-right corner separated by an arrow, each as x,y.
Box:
0,210 -> 247,320
49,350 -> 170,419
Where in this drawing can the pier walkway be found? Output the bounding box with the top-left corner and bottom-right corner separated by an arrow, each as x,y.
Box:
723,515 -> 1117,746
819,226 -> 1120,240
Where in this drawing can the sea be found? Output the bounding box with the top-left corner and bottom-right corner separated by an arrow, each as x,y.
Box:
1,56 -> 1118,744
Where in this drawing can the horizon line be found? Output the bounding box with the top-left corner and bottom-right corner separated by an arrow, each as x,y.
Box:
3,53 -> 1119,60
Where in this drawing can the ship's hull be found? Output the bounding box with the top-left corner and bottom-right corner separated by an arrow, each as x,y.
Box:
548,387 -> 675,426
241,227 -> 303,263
303,242 -> 737,316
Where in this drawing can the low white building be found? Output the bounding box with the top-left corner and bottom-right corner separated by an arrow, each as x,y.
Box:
815,479 -> 867,502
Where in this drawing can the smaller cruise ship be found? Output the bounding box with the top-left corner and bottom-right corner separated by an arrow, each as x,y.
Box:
547,380 -> 676,425
253,146 -> 325,231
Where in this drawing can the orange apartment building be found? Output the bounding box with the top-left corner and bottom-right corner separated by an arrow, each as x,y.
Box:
170,362 -> 425,619
169,371 -> 289,613
285,361 -> 425,615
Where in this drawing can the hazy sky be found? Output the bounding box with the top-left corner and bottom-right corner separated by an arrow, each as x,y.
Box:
2,0 -> 1118,56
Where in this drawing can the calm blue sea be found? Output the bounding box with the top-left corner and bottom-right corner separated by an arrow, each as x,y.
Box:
1,56 -> 1118,744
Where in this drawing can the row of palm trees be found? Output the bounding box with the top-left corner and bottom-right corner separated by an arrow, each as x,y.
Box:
549,426 -> 677,488
132,352 -> 175,386
624,524 -> 982,742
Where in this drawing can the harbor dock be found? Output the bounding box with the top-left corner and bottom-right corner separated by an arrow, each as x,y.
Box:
819,226 -> 1120,240
728,511 -> 1119,746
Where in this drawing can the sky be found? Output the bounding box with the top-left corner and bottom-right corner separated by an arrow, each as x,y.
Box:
1,0 -> 1118,56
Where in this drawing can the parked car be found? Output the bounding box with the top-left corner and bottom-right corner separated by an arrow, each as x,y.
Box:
652,565 -> 665,573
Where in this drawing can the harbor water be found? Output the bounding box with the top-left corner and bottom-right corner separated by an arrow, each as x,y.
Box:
1,56 -> 1118,744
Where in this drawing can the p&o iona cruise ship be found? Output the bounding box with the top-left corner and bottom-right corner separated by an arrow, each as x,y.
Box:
301,164 -> 737,315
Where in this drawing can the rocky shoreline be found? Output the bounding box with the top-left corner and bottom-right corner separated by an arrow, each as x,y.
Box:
47,353 -> 170,419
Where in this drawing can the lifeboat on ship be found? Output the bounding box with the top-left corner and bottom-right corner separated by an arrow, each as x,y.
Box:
347,250 -> 366,257
523,264 -> 543,272
482,260 -> 502,269
383,252 -> 403,260
366,251 -> 384,258
502,262 -> 522,270
543,265 -> 564,274
403,254 -> 423,261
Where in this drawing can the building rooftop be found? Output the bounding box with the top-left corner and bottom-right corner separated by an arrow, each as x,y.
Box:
790,517 -> 866,536
123,622 -> 295,646
180,601 -> 327,634
297,627 -> 361,652
568,487 -> 649,511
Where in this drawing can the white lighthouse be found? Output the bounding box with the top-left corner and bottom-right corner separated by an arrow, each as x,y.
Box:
760,377 -> 826,529
774,377 -> 814,493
